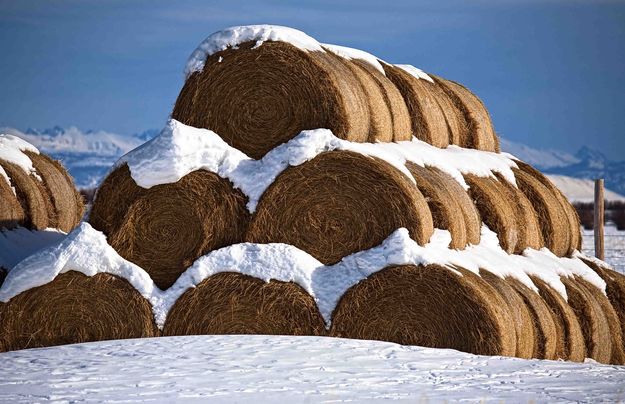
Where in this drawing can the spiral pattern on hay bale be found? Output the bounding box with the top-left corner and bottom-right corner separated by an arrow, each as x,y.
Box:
163,272 -> 325,336
172,41 -> 371,159
382,64 -> 450,148
90,164 -> 250,290
529,276 -> 585,362
246,151 -> 434,265
480,271 -> 535,359
406,163 -> 481,248
329,264 -> 517,357
433,77 -> 499,152
0,271 -> 158,352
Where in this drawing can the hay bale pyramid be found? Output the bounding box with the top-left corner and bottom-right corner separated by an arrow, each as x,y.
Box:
1,25 -> 624,364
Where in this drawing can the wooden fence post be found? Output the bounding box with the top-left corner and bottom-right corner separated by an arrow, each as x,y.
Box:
594,179 -> 605,260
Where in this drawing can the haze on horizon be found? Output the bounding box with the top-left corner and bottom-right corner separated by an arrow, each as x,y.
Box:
0,0 -> 624,158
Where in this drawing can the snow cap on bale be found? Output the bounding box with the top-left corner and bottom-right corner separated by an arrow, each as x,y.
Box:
0,134 -> 83,232
175,25 -> 372,159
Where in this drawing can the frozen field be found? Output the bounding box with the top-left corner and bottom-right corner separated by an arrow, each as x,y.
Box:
582,224 -> 625,274
0,335 -> 624,403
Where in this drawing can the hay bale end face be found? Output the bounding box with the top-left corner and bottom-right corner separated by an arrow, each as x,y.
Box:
584,260 -> 625,358
561,277 -> 613,364
432,77 -> 498,152
246,151 -> 434,265
382,64 -> 450,148
91,164 -> 250,290
407,163 -> 481,249
173,41 -> 370,159
163,272 -> 325,337
480,271 -> 535,359
330,264 -> 516,357
0,271 -> 158,352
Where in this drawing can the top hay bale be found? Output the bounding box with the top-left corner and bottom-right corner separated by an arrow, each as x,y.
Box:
0,134 -> 83,232
173,26 -> 374,159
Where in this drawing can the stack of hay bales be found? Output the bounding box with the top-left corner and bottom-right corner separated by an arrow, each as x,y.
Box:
1,26 -> 624,365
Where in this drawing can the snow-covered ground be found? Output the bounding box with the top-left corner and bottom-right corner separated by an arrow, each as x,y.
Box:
0,335 -> 623,403
583,224 -> 625,274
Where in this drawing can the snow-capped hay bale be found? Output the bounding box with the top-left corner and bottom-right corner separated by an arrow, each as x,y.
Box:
464,175 -> 520,253
480,271 -> 535,359
572,275 -> 624,365
406,163 -> 480,248
246,151 -> 434,265
329,264 -> 517,357
92,165 -> 250,290
561,277 -> 612,364
583,260 -> 625,355
0,174 -> 25,230
163,272 -> 325,336
23,151 -> 83,232
530,276 -> 585,362
382,64 -> 449,148
494,173 -> 544,251
0,271 -> 158,352
173,41 -> 370,159
324,52 -> 392,143
513,168 -> 571,257
0,161 -> 54,230
507,278 -> 559,360
514,161 -> 581,254
433,77 -> 499,152
349,60 -> 412,142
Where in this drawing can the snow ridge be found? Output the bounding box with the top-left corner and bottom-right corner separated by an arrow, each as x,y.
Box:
396,64 -> 434,83
185,25 -> 324,79
0,223 -> 606,329
113,119 -> 519,213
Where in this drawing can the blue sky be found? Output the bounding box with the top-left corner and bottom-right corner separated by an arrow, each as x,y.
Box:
1,0 -> 624,158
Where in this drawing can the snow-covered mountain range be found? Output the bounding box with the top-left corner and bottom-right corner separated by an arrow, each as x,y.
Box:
1,125 -> 623,202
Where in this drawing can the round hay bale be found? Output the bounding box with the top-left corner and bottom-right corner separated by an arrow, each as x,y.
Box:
574,276 -> 625,365
480,271 -> 535,359
583,259 -> 625,357
494,172 -> 544,251
0,174 -> 25,230
514,161 -> 581,253
382,64 -> 450,148
0,271 -> 158,352
0,161 -> 53,230
172,41 -> 370,159
329,264 -> 517,357
246,151 -> 434,265
91,165 -> 250,290
507,278 -> 559,360
464,175 -> 520,253
561,276 -> 612,364
432,76 -> 498,152
406,163 -> 481,248
163,272 -> 325,336
324,52 -> 392,143
513,168 -> 571,257
349,60 -> 413,142
529,276 -> 586,362
24,151 -> 83,232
